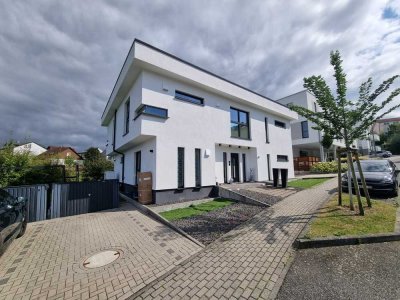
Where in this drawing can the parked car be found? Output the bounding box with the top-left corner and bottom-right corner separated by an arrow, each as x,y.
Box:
375,150 -> 391,158
342,159 -> 399,196
0,189 -> 27,255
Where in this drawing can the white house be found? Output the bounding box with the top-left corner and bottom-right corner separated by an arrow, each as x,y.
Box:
13,142 -> 46,156
101,39 -> 297,204
277,90 -> 375,168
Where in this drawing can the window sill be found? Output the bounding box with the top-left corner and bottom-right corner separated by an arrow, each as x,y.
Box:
134,113 -> 169,121
230,136 -> 252,141
122,132 -> 129,137
174,97 -> 205,106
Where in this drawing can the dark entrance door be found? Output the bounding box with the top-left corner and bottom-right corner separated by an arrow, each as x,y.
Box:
135,151 -> 141,185
242,153 -> 246,182
231,153 -> 240,182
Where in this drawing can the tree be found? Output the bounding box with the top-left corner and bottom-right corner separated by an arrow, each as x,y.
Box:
289,51 -> 400,215
387,134 -> 400,154
83,147 -> 113,180
0,143 -> 32,187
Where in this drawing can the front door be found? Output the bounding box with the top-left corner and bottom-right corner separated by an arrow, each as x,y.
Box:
231,153 -> 240,182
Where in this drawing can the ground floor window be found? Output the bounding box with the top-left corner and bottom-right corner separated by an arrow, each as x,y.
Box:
195,148 -> 201,187
177,147 -> 185,188
277,155 -> 289,162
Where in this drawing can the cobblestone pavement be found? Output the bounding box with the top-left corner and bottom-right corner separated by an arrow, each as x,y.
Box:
0,203 -> 202,300
133,178 -> 337,299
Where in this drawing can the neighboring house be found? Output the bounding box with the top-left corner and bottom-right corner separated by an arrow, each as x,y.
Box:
39,146 -> 83,165
373,117 -> 400,135
101,39 -> 297,204
13,142 -> 46,156
277,90 -> 377,166
277,90 -> 346,165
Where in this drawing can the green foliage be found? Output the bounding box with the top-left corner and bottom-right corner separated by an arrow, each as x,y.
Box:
287,178 -> 330,189
321,134 -> 333,149
310,161 -> 348,174
83,147 -> 113,180
387,134 -> 400,154
0,144 -> 32,187
160,198 -> 233,221
288,50 -> 400,147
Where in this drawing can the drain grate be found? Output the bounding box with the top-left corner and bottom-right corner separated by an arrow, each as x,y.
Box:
83,250 -> 120,269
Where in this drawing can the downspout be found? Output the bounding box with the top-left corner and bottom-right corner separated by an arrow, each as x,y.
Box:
113,110 -> 125,184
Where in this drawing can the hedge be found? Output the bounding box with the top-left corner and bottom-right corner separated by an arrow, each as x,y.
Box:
310,161 -> 348,174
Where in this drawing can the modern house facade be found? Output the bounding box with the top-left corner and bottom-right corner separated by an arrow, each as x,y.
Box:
101,39 -> 297,204
277,90 -> 346,164
277,90 -> 376,168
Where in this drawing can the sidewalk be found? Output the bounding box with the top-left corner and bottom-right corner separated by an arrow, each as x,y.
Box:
132,178 -> 337,299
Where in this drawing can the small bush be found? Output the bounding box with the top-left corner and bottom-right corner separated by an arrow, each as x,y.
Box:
310,161 -> 348,174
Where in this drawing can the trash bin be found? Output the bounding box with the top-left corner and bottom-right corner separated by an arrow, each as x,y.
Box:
280,169 -> 288,188
272,168 -> 279,187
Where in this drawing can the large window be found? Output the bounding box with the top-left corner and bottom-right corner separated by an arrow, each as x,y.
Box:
301,121 -> 309,138
274,120 -> 286,128
177,147 -> 185,188
135,105 -> 168,119
195,148 -> 201,187
265,117 -> 269,143
175,90 -> 204,105
230,107 -> 250,139
124,99 -> 130,134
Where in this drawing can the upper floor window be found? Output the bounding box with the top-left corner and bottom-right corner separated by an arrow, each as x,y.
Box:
124,99 -> 130,134
301,121 -> 309,138
175,90 -> 204,105
230,107 -> 250,139
135,105 -> 168,120
275,120 -> 286,128
277,155 -> 288,162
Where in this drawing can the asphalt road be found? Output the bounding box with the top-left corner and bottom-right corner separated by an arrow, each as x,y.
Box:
277,242 -> 400,300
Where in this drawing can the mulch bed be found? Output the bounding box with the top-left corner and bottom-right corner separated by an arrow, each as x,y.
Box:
170,202 -> 264,245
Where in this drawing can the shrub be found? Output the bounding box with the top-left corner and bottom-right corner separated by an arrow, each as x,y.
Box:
310,161 -> 348,174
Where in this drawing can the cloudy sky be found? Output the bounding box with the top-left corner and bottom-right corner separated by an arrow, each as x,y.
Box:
1,0 -> 400,151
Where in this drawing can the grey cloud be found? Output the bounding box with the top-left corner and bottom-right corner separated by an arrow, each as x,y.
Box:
0,0 -> 399,151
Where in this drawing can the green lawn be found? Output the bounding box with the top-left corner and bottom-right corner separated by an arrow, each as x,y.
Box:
287,178 -> 330,189
304,193 -> 398,238
159,198 -> 234,221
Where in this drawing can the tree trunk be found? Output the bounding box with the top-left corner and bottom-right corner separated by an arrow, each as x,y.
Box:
348,151 -> 364,216
355,151 -> 372,208
347,153 -> 355,211
337,149 -> 342,206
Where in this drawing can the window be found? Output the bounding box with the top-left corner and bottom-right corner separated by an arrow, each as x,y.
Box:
314,102 -> 317,112
265,117 -> 269,143
230,107 -> 250,139
195,148 -> 201,187
124,99 -> 130,134
277,155 -> 288,162
275,120 -> 286,128
301,121 -> 309,138
242,153 -> 246,182
135,151 -> 141,185
299,150 -> 308,157
175,90 -> 204,105
177,147 -> 185,188
135,105 -> 168,119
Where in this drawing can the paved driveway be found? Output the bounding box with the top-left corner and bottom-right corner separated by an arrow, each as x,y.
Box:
0,203 -> 202,300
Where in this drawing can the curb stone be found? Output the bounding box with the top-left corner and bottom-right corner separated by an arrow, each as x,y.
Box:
294,232 -> 400,249
119,193 -> 205,248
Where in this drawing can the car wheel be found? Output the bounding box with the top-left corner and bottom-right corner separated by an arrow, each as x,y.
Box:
16,218 -> 27,238
392,183 -> 399,197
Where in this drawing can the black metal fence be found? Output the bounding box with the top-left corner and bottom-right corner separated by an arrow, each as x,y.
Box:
50,180 -> 119,218
4,180 -> 119,222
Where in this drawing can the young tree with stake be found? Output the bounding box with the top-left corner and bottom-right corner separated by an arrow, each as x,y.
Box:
289,51 -> 400,215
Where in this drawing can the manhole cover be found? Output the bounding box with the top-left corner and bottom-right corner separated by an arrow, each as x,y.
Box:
83,250 -> 120,269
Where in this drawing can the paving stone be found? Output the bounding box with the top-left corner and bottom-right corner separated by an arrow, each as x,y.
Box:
134,179 -> 336,299
0,203 -> 201,299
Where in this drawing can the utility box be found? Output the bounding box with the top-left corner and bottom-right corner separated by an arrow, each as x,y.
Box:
138,172 -> 153,204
